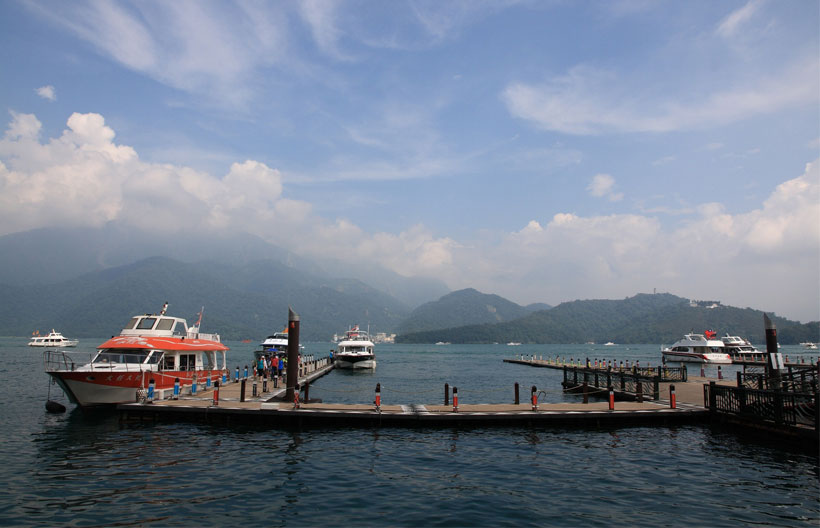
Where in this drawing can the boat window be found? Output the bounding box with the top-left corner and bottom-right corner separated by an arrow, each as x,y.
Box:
172,321 -> 187,335
178,354 -> 197,371
124,317 -> 140,330
156,318 -> 174,331
201,352 -> 215,370
93,349 -> 151,364
136,317 -> 157,330
146,351 -> 162,364
162,355 -> 175,370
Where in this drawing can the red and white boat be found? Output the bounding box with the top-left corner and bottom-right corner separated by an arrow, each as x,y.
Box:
44,304 -> 229,406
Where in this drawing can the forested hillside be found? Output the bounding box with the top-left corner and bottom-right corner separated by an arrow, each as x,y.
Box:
396,293 -> 819,345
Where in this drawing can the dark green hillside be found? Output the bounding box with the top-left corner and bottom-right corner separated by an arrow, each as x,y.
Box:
396,293 -> 819,345
394,288 -> 533,335
0,257 -> 410,341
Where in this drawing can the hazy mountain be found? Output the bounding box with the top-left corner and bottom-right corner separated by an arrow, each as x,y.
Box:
0,256 -> 411,341
0,225 -> 449,308
394,288 -> 535,335
396,293 -> 819,345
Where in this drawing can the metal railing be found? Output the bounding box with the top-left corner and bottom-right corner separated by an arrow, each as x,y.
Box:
561,366 -> 685,401
706,382 -> 818,430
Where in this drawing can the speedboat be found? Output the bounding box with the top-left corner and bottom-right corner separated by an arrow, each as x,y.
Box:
29,330 -> 78,348
43,304 -> 229,406
721,334 -> 763,357
800,342 -> 818,350
333,325 -> 376,369
661,333 -> 732,364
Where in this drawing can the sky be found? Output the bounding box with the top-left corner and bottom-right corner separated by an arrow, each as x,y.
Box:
0,0 -> 818,322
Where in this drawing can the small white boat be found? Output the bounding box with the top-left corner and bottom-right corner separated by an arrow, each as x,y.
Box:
507,342 -> 522,346
604,342 -> 616,346
662,332 -> 732,364
334,325 -> 376,369
801,342 -> 818,350
29,330 -> 78,347
721,334 -> 763,357
254,328 -> 303,361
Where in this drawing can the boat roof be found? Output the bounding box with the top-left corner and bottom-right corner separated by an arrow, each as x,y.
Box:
99,335 -> 229,351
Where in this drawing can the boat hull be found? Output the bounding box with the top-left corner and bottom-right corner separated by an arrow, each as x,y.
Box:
47,369 -> 223,406
662,351 -> 732,364
334,356 -> 376,369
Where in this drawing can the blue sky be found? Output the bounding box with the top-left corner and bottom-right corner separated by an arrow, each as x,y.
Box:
1,1 -> 818,321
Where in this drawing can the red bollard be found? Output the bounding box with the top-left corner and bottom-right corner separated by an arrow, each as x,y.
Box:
608,386 -> 615,410
453,387 -> 459,413
700,365 -> 705,377
670,384 -> 676,409
375,383 -> 381,412
531,385 -> 538,411
213,381 -> 219,406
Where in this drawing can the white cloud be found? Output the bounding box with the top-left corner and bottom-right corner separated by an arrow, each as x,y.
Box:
587,173 -> 624,202
446,160 -> 820,321
35,85 -> 56,101
717,0 -> 765,38
502,58 -> 819,135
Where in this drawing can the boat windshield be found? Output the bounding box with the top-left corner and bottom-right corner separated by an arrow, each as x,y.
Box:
94,348 -> 156,364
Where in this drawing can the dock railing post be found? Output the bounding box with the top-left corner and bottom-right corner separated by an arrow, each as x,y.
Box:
531,385 -> 538,411
708,381 -> 717,412
582,382 -> 588,404
653,371 -> 660,401
285,307 -> 301,403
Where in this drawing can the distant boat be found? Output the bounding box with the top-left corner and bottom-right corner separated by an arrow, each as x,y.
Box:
801,342 -> 818,350
334,325 -> 376,369
661,333 -> 732,364
721,334 -> 763,357
604,342 -> 616,346
29,330 -> 78,348
254,327 -> 303,362
507,342 -> 522,346
435,342 -> 450,345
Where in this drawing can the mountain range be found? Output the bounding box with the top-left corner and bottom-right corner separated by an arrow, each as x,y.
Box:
1,226 -> 817,345
396,293 -> 819,345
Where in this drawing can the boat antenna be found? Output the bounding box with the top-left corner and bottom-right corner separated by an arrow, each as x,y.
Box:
194,307 -> 204,329
160,301 -> 168,316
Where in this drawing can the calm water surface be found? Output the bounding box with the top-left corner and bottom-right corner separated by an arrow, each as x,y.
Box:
1,338 -> 817,526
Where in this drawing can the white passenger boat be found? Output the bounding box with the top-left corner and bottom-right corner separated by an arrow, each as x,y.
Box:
43,304 -> 229,406
721,334 -> 763,357
254,328 -> 302,361
661,332 -> 732,364
800,342 -> 818,350
334,325 -> 376,369
29,330 -> 78,348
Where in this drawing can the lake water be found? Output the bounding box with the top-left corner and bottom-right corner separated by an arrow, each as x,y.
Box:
2,337 -> 818,526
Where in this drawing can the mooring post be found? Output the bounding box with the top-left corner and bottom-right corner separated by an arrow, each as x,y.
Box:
670,385 -> 676,409
582,381 -> 589,404
608,386 -> 614,410
764,313 -> 783,390
240,379 -> 246,402
736,371 -> 742,388
444,383 -> 449,405
375,383 -> 381,412
213,381 -> 219,406
514,382 -> 520,405
453,386 -> 458,412
285,307 -> 301,403
531,385 -> 538,411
